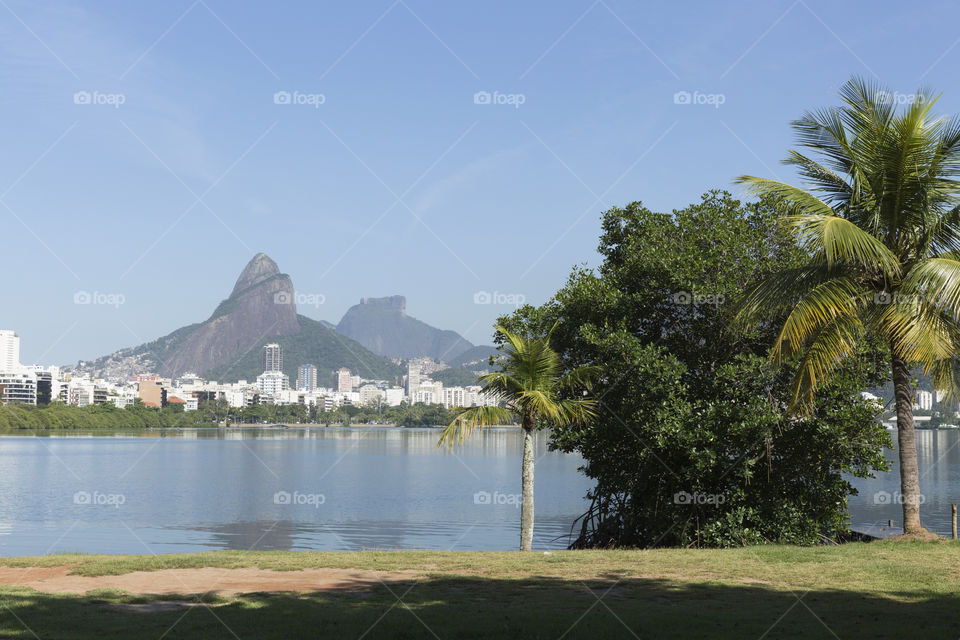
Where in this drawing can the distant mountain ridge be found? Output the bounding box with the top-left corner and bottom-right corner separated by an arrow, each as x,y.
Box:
69,254 -> 400,383
336,295 -> 475,361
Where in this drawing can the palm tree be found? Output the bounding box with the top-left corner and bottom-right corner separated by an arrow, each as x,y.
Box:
735,77 -> 960,535
439,325 -> 599,551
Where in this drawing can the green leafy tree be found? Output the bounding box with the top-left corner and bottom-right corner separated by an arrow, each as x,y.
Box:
439,325 -> 598,551
500,192 -> 890,547
735,77 -> 960,534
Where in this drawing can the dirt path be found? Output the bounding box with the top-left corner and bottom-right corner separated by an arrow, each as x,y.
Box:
0,566 -> 420,596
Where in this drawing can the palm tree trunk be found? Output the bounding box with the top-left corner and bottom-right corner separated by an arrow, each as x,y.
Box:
891,348 -> 923,534
520,422 -> 535,551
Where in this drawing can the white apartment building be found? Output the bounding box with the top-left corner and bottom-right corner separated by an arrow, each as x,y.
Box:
0,332 -> 36,405
359,384 -> 384,406
441,386 -> 465,409
256,371 -> 290,398
0,370 -> 37,405
0,330 -> 20,372
383,388 -> 404,407
415,380 -> 445,405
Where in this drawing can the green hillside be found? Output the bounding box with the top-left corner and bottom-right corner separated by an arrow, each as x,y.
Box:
205,316 -> 404,384
431,367 -> 482,387
446,345 -> 498,368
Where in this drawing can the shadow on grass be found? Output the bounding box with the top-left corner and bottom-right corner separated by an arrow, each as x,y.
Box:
0,574 -> 956,639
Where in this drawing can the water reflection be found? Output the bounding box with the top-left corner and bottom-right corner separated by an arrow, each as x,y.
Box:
847,429 -> 960,535
0,427 -> 591,556
3,425 -> 954,554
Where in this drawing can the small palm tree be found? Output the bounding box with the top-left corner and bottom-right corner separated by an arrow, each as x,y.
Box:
735,77 -> 960,535
439,325 -> 599,551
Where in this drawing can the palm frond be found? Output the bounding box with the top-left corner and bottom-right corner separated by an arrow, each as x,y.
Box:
789,314 -> 864,412
770,277 -> 866,365
438,405 -> 515,447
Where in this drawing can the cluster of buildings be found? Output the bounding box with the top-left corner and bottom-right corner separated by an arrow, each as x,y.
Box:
0,332 -> 497,414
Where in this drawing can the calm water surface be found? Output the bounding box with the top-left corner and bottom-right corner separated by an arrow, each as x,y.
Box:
847,428 -> 960,536
0,426 -> 955,555
0,427 -> 593,556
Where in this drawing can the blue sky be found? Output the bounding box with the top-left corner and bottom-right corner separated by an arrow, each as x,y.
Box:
4,0 -> 960,365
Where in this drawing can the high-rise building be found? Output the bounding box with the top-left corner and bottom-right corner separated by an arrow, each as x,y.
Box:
0,332 -> 35,405
297,364 -> 318,391
335,367 -> 352,392
0,330 -> 21,372
264,344 -> 282,373
406,361 -> 420,399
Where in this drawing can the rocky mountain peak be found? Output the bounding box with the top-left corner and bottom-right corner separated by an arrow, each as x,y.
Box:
231,252 -> 282,298
359,295 -> 407,316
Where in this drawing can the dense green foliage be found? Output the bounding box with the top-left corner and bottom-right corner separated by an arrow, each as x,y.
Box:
501,192 -> 891,547
202,399 -> 458,428
0,401 -> 210,430
0,400 -> 459,430
204,315 -> 404,384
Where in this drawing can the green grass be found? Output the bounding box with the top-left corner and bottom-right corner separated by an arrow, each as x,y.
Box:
0,544 -> 958,638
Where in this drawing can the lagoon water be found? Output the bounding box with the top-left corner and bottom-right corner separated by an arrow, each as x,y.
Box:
0,426 -> 955,556
0,427 -> 593,556
847,428 -> 960,537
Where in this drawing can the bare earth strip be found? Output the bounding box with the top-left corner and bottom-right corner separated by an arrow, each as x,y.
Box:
0,566 -> 420,596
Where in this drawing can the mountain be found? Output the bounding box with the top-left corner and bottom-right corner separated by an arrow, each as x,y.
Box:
70,254 -> 401,383
447,345 -> 499,369
336,295 -> 475,361
160,253 -> 300,376
204,315 -> 401,385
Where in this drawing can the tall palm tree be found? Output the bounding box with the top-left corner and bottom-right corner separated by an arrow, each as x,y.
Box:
734,77 -> 960,535
439,325 -> 599,551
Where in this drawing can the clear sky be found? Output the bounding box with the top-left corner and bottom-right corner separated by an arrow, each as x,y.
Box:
4,0 -> 960,365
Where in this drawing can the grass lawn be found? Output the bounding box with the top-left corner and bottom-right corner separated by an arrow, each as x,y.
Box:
0,542 -> 957,639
